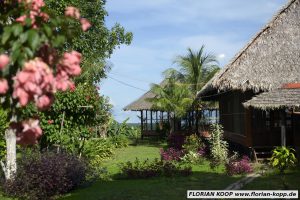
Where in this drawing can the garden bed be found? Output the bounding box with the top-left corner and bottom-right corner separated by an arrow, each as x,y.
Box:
60,140 -> 242,200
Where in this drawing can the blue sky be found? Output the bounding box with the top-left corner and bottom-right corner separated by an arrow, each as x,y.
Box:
101,0 -> 286,123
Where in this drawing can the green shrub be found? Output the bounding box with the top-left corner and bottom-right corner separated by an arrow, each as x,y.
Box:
181,150 -> 204,164
183,134 -> 204,152
209,124 -> 228,168
119,158 -> 192,178
270,146 -> 297,174
83,138 -> 114,161
109,134 -> 129,148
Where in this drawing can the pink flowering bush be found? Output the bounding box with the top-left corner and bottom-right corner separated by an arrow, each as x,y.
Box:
0,0 -> 92,146
225,156 -> 253,176
160,148 -> 184,162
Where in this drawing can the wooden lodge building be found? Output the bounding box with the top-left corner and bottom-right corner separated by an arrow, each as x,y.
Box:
197,0 -> 300,157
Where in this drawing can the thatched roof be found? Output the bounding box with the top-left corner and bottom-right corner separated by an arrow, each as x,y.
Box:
123,81 -> 166,111
198,0 -> 300,97
123,89 -> 156,111
243,88 -> 300,109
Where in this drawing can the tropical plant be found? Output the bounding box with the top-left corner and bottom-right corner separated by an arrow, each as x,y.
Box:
270,146 -> 297,174
183,134 -> 204,152
168,46 -> 219,101
209,124 -> 228,168
149,76 -> 193,133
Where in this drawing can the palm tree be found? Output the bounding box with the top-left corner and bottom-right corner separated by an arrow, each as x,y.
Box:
167,45 -> 219,98
165,46 -> 220,132
148,76 -> 193,133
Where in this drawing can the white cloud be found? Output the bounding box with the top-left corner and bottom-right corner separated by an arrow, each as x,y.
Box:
218,54 -> 226,59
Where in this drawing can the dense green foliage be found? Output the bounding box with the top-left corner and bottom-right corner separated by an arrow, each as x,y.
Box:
45,0 -> 133,84
270,146 -> 297,174
150,77 -> 193,118
21,84 -> 111,154
0,107 -> 8,161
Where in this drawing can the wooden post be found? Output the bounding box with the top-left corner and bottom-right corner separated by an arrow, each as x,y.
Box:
245,108 -> 253,147
141,110 -> 144,139
150,111 -> 153,131
145,110 -> 148,131
281,110 -> 286,146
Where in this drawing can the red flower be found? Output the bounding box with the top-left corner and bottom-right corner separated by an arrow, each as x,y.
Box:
47,119 -> 54,124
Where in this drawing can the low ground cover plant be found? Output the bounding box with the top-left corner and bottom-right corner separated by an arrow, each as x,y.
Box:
225,155 -> 253,176
160,147 -> 184,161
119,158 -> 192,178
2,150 -> 87,200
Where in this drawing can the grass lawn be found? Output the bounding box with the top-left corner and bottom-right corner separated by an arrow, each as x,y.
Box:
60,139 -> 241,200
243,167 -> 300,190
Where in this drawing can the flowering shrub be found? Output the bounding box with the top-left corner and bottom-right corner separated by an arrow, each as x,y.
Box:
225,156 -> 253,176
160,147 -> 184,162
2,151 -> 87,200
119,158 -> 192,179
0,0 -> 91,146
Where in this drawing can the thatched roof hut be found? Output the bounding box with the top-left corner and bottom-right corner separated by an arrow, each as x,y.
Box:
198,0 -> 300,98
123,81 -> 167,111
123,89 -> 156,111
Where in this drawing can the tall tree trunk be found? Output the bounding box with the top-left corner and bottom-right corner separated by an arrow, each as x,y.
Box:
1,127 -> 17,180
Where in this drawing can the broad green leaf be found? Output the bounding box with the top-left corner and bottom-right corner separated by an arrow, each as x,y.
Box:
13,24 -> 23,37
27,29 -> 40,50
1,27 -> 12,44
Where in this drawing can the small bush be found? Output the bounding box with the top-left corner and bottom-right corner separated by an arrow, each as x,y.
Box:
119,158 -> 192,179
167,133 -> 185,149
2,151 -> 87,200
181,150 -> 204,164
183,134 -> 204,152
160,148 -> 184,161
225,156 -> 253,176
209,124 -> 228,168
83,138 -> 114,161
270,146 -> 297,174
109,134 -> 129,148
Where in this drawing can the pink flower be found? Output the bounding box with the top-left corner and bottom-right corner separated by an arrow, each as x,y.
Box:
35,94 -> 53,110
15,119 -> 43,146
16,15 -> 27,24
0,79 -> 9,94
69,82 -> 76,92
80,18 -> 91,31
13,58 -> 55,108
47,119 -> 53,124
58,51 -> 82,77
0,54 -> 10,70
65,6 -> 80,19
